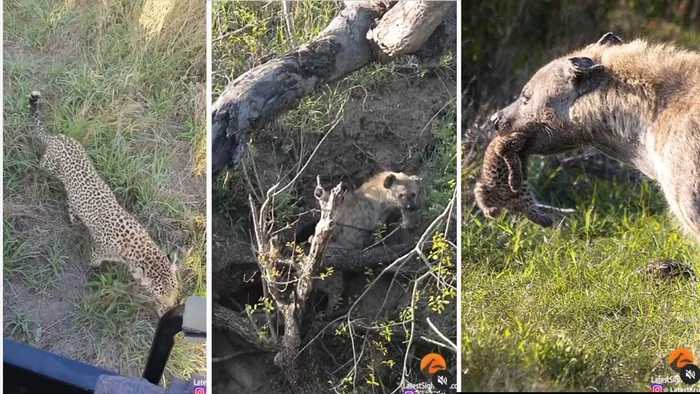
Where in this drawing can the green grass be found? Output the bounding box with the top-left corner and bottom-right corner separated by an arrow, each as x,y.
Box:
3,0 -> 205,380
5,312 -> 39,345
462,157 -> 700,392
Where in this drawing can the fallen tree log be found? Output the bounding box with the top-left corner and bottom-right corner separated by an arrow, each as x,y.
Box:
212,1 -> 455,175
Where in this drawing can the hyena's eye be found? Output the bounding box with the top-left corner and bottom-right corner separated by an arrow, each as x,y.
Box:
521,96 -> 530,105
410,193 -> 416,198
399,193 -> 405,199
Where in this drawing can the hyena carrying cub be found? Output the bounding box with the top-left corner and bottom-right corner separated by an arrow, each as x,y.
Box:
28,92 -> 178,315
488,32 -> 700,245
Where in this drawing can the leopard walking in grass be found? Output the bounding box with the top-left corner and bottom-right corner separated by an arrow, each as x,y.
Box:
29,91 -> 178,315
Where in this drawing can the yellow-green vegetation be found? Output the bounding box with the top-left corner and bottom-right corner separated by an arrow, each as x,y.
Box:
3,0 -> 205,380
213,1 -> 457,390
462,1 -> 700,391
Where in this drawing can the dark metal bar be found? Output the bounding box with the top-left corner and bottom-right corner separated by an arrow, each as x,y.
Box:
142,304 -> 185,386
3,338 -> 120,393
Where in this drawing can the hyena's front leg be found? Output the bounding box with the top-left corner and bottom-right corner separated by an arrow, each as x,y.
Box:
665,182 -> 700,246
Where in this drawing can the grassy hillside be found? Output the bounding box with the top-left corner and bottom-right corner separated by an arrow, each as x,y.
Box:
461,1 -> 700,391
3,0 -> 206,381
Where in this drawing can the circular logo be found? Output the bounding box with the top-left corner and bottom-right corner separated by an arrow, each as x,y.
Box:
669,348 -> 695,373
651,383 -> 665,392
420,353 -> 446,378
680,364 -> 700,386
431,369 -> 454,392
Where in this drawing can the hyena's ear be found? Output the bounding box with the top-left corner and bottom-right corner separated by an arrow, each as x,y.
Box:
383,174 -> 397,189
596,32 -> 623,46
567,57 -> 605,94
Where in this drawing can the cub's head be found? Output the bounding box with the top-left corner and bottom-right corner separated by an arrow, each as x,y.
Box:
383,172 -> 421,228
491,33 -> 623,138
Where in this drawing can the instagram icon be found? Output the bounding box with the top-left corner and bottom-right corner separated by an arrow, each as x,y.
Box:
193,378 -> 206,394
651,383 -> 664,392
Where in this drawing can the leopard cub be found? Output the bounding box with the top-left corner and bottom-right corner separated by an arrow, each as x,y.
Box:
29,91 -> 178,315
474,133 -> 576,227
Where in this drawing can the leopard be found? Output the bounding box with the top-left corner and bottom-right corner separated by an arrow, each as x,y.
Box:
474,132 -> 576,227
28,91 -> 178,315
315,171 -> 421,315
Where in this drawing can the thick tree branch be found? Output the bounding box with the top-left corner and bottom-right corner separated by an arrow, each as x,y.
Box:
367,1 -> 453,62
212,303 -> 277,353
212,243 -> 416,297
212,1 -> 454,175
212,2 -> 388,175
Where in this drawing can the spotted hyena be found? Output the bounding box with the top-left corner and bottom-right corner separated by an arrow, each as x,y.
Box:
490,32 -> 700,246
330,171 -> 421,249
316,171 -> 421,314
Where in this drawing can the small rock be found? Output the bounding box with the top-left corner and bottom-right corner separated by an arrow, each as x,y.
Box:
637,260 -> 696,281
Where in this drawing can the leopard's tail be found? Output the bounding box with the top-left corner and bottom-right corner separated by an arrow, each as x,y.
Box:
29,91 -> 51,145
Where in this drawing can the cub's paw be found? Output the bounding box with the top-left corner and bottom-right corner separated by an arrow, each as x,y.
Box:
483,206 -> 502,219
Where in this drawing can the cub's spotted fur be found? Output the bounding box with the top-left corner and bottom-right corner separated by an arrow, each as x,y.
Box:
29,91 -> 177,314
331,171 -> 421,249
475,133 -> 576,227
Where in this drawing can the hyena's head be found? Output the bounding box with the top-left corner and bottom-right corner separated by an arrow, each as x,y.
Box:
383,172 -> 422,228
491,33 -> 623,137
